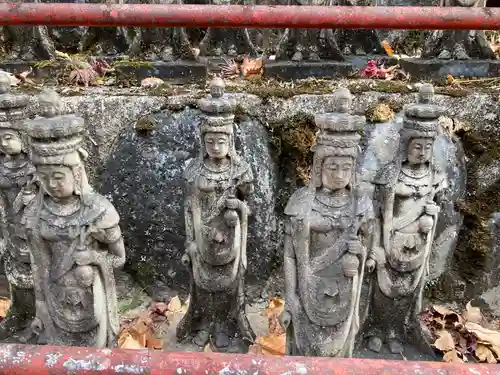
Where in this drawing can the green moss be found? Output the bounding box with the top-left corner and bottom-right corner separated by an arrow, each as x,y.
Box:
135,260 -> 157,287
118,286 -> 146,314
33,59 -> 60,69
112,60 -> 154,69
136,116 -> 156,132
348,80 -> 413,95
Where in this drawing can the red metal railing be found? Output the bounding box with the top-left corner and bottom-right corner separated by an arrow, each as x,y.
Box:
0,4 -> 498,30
0,343 -> 497,375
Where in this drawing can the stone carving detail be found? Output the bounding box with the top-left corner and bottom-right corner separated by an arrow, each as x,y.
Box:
24,90 -> 126,347
198,0 -> 258,57
0,0 -> 55,60
422,0 -> 494,60
362,84 -> 448,355
123,0 -> 196,61
279,88 -> 372,357
0,73 -> 36,342
275,0 -> 343,61
177,77 -> 255,351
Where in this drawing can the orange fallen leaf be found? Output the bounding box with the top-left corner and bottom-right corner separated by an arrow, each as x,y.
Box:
466,322 -> 500,347
118,330 -> 144,349
249,335 -> 285,356
381,40 -> 394,57
0,298 -> 11,318
204,343 -> 213,352
476,344 -> 497,363
240,55 -> 264,79
443,348 -> 464,363
264,297 -> 285,336
433,330 -> 455,352
464,301 -> 482,324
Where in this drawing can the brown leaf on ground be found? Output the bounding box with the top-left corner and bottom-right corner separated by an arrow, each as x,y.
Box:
248,335 -> 286,356
240,55 -> 264,79
433,330 -> 455,352
443,349 -> 464,363
475,344 -> 497,363
0,298 -> 10,318
464,301 -> 482,324
204,343 -> 213,352
264,297 -> 285,336
141,77 -> 164,88
117,330 -> 144,350
381,40 -> 394,57
466,322 -> 500,347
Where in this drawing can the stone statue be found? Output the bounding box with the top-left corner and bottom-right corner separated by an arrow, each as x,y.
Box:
23,90 -> 126,347
275,0 -> 344,61
279,88 -> 373,357
176,77 -> 255,351
0,0 -> 55,60
363,84 -> 448,355
422,0 -> 494,60
123,0 -> 196,61
198,0 -> 258,57
0,73 -> 36,343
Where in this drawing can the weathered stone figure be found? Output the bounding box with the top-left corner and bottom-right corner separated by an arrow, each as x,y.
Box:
198,0 -> 258,57
276,0 -> 341,61
363,84 -> 447,355
422,0 -> 494,59
0,73 -> 36,342
279,88 -> 372,357
177,77 -> 255,351
24,90 -> 126,347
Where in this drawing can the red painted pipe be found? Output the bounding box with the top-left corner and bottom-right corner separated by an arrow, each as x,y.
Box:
0,4 -> 499,30
0,344 -> 497,375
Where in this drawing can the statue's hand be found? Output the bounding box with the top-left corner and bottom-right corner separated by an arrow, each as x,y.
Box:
225,198 -> 240,210
31,317 -> 44,335
73,250 -> 98,266
372,246 -> 386,266
346,236 -> 363,255
424,201 -> 440,216
366,258 -> 376,273
278,310 -> 292,330
181,253 -> 191,267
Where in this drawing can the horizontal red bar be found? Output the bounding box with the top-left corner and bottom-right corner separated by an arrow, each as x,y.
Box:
0,344 -> 497,375
0,4 -> 499,30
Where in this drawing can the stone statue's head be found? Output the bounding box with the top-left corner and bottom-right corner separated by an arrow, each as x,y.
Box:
334,88 -> 353,114
204,131 -> 230,160
37,164 -> 77,199
418,84 -> 434,104
38,89 -> 64,118
321,155 -> 354,191
406,137 -> 434,165
210,77 -> 225,99
0,128 -> 23,156
0,73 -> 10,95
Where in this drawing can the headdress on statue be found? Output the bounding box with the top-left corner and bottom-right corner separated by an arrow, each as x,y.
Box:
402,84 -> 442,140
197,77 -> 237,136
313,88 -> 364,159
310,88 -> 365,189
0,72 -> 29,131
25,89 -> 88,167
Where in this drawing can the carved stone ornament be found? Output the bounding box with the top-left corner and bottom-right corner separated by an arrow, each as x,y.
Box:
279,88 -> 373,357
0,72 -> 37,343
176,77 -> 256,352
23,89 -> 126,347
362,84 -> 448,355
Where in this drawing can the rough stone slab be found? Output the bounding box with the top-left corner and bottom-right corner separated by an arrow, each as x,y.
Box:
399,58 -> 500,79
265,61 -> 355,80
114,61 -> 207,84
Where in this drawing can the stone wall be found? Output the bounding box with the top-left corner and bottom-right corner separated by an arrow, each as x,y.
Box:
22,81 -> 500,307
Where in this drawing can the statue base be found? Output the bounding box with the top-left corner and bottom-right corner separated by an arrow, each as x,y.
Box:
399,58 -> 500,79
0,59 -> 208,85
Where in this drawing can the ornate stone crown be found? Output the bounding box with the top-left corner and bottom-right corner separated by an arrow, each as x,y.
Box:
25,91 -> 86,165
402,84 -> 442,138
313,88 -> 364,158
197,77 -> 236,134
0,75 -> 29,130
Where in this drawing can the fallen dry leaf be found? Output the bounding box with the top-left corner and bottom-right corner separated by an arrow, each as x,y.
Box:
240,55 -> 264,79
264,297 -> 285,336
433,330 -> 455,352
381,40 -> 394,57
475,344 -> 497,363
141,77 -> 164,88
0,298 -> 10,318
464,301 -> 482,324
248,335 -> 285,356
443,349 -> 464,363
167,295 -> 187,313
117,330 -> 144,350
466,322 -> 500,347
204,343 -> 213,352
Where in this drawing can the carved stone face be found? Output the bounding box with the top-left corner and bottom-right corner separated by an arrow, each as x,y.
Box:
37,165 -> 75,199
0,129 -> 22,155
321,156 -> 353,191
204,132 -> 230,160
39,99 -> 58,118
407,137 -> 433,165
336,97 -> 351,113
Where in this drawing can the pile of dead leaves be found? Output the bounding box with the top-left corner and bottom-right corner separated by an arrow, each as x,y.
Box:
118,296 -> 187,350
248,297 -> 286,356
219,55 -> 264,80
420,302 -> 500,363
